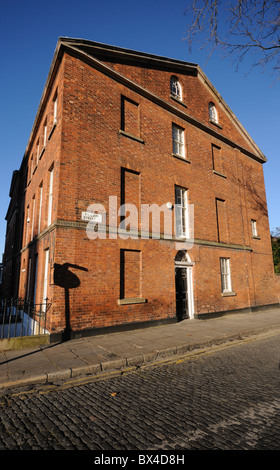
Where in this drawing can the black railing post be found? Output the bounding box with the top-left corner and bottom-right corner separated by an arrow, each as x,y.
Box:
7,298 -> 12,339
0,298 -> 51,339
14,298 -> 19,338
1,298 -> 7,340
45,297 -> 49,334
26,299 -> 31,336
20,299 -> 24,337
37,303 -> 40,334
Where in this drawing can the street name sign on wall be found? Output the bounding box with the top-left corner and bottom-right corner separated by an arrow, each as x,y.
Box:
81,212 -> 102,223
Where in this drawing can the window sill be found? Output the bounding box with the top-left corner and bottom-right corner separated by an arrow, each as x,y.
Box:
170,95 -> 188,108
172,153 -> 191,163
213,170 -> 227,179
209,119 -> 223,129
175,234 -> 191,241
119,130 -> 144,144
221,291 -> 236,297
118,298 -> 147,305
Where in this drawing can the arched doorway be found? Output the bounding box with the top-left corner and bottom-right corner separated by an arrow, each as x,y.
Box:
175,250 -> 194,320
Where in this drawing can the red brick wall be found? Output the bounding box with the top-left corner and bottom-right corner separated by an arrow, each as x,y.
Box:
102,59 -> 257,154
121,249 -> 141,299
11,47 -> 278,336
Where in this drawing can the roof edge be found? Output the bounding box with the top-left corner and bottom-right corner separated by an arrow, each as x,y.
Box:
197,66 -> 266,162
20,37 -> 267,168
19,39 -> 64,171
58,37 -> 199,71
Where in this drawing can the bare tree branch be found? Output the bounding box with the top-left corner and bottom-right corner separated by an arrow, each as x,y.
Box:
184,0 -> 280,75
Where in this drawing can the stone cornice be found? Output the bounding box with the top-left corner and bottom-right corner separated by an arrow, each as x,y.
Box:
20,219 -> 253,254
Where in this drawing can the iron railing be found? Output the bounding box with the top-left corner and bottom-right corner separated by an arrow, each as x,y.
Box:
0,298 -> 51,339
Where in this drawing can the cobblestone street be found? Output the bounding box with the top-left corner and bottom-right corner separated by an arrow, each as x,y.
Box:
1,330 -> 280,451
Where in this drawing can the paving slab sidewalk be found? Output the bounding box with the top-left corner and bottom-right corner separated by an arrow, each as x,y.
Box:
1,307 -> 280,391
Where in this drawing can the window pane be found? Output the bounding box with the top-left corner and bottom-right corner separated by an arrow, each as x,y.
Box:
172,125 -> 184,156
209,103 -> 218,122
171,77 -> 182,100
48,168 -> 54,226
220,258 -> 231,292
251,220 -> 257,237
175,187 -> 188,238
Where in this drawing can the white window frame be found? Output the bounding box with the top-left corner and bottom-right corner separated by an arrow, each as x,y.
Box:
42,248 -> 49,310
209,102 -> 218,123
43,120 -> 47,147
31,195 -> 36,240
30,155 -> 34,181
172,124 -> 185,158
25,205 -> 30,246
220,258 -> 232,293
38,183 -> 43,234
33,254 -> 38,305
251,219 -> 258,237
53,92 -> 58,124
47,167 -> 53,226
36,140 -> 40,165
170,76 -> 182,101
175,186 -> 189,239
27,258 -> 32,301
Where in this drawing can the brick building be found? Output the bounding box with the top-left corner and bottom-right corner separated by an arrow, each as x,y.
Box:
2,38 -> 278,340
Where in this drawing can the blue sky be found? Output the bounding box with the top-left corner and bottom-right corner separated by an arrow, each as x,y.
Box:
0,0 -> 279,256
